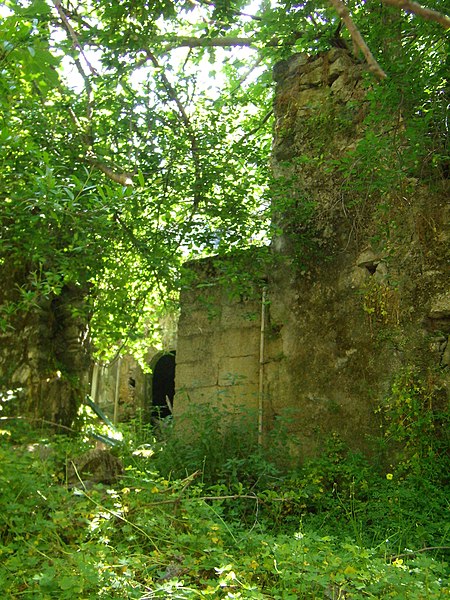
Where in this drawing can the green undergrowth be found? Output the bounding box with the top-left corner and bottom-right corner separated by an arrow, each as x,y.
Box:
0,410 -> 448,599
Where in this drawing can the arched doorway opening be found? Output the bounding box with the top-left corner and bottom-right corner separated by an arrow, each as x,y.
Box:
151,352 -> 176,419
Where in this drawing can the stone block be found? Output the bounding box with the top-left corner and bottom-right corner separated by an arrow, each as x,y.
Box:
298,66 -> 323,86
215,385 -> 259,411
12,364 -> 31,385
429,291 -> 450,319
175,361 -> 218,389
174,385 -> 218,413
329,54 -> 353,77
177,308 -> 221,336
295,87 -> 330,113
216,327 -> 260,358
218,355 -> 259,386
177,333 -> 217,364
221,302 -> 260,329
442,337 -> 450,367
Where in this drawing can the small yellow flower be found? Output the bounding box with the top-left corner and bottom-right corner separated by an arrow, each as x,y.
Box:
386,473 -> 393,480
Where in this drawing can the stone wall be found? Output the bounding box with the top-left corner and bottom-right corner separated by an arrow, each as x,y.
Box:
174,259 -> 262,418
91,355 -> 146,423
92,310 -> 178,422
174,49 -> 449,458
0,266 -> 90,428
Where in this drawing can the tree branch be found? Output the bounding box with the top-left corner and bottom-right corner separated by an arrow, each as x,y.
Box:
51,1 -> 94,131
236,110 -> 273,146
161,36 -> 255,50
145,50 -> 203,206
230,54 -> 265,94
87,157 -> 134,186
51,0 -> 98,76
51,4 -> 135,186
155,32 -> 304,53
329,0 -> 387,79
381,0 -> 450,29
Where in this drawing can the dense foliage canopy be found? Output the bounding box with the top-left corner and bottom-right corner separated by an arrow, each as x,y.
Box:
1,0 -> 448,357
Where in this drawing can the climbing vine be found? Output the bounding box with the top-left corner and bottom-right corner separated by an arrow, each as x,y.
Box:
378,367 -> 449,476
362,279 -> 400,331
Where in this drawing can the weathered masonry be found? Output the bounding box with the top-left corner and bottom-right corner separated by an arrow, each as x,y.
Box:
175,258 -> 263,416
90,315 -> 177,423
174,49 -> 449,457
0,276 -> 90,428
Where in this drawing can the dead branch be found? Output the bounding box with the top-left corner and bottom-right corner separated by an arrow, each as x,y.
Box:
381,0 -> 450,29
329,0 -> 387,79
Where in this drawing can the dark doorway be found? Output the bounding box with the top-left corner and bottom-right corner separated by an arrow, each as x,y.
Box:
151,352 -> 176,419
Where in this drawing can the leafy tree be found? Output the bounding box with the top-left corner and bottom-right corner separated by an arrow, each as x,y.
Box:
0,0 -> 448,424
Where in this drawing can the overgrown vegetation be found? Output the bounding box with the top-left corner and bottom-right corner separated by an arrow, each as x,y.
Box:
1,0 -> 449,595
1,397 -> 448,598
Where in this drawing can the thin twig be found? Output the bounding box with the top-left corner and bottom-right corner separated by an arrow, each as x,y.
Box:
140,493 -> 259,507
230,54 -> 265,95
381,0 -> 450,29
199,494 -> 259,502
160,36 -> 256,51
236,110 -> 273,146
0,415 -> 76,433
70,462 -> 162,551
157,34 -> 303,52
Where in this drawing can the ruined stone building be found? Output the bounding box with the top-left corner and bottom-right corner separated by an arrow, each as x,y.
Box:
172,49 -> 449,457
2,48 -> 448,454
100,49 -> 449,459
